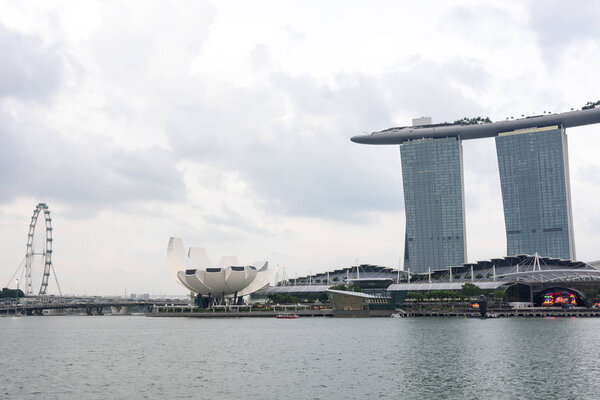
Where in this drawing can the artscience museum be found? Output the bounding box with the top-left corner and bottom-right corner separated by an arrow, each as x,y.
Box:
167,237 -> 278,307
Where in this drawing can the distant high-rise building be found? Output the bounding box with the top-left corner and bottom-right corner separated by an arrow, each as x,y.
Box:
495,125 -> 576,259
400,136 -> 467,273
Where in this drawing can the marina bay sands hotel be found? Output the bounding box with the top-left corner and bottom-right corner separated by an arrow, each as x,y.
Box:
351,107 -> 600,274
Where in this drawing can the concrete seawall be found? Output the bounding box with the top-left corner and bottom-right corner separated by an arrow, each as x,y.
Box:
398,308 -> 600,318
147,309 -> 334,318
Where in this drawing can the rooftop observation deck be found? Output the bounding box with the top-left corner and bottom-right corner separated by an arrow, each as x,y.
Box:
351,107 -> 600,145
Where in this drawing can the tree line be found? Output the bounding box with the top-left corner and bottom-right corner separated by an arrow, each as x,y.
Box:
0,288 -> 24,299
405,283 -> 506,301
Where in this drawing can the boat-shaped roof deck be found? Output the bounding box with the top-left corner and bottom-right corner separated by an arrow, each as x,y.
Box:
351,107 -> 600,145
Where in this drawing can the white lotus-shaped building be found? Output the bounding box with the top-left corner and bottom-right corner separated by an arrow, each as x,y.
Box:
167,237 -> 277,299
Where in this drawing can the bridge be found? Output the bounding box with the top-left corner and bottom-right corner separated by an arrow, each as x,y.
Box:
0,296 -> 189,316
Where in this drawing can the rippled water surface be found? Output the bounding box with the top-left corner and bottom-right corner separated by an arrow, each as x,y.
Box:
1,316 -> 599,399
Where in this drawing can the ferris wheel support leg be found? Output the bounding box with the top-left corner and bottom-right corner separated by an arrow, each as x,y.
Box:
50,264 -> 63,296
5,256 -> 26,288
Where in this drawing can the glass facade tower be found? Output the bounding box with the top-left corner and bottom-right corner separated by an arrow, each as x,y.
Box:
400,137 -> 467,273
495,125 -> 575,260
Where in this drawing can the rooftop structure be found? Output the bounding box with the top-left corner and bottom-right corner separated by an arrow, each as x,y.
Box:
387,253 -> 600,307
351,107 -> 600,145
260,254 -> 600,308
326,289 -> 393,317
280,264 -> 406,289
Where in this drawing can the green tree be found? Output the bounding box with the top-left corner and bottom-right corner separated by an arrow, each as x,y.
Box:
406,292 -> 424,301
328,284 -> 363,293
451,291 -> 464,300
453,116 -> 493,125
582,100 -> 600,110
0,288 -> 24,299
583,288 -> 599,307
492,290 -> 506,300
267,294 -> 298,304
461,283 -> 482,297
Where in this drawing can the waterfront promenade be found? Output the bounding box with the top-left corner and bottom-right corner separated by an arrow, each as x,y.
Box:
147,304 -> 600,318
148,308 -> 333,318
398,307 -> 600,318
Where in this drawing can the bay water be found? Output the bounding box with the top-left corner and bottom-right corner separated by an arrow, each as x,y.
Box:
1,316 -> 598,399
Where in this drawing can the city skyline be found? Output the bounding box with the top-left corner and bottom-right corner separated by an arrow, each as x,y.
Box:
2,2 -> 600,295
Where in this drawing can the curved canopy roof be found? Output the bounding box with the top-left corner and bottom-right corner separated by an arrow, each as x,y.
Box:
388,281 -> 506,292
388,269 -> 600,292
326,289 -> 389,299
500,269 -> 600,284
260,285 -> 332,295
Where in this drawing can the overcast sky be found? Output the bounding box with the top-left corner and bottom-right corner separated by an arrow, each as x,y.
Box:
1,1 -> 600,296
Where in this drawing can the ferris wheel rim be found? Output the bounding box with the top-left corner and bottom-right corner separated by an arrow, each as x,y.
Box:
24,203 -> 54,296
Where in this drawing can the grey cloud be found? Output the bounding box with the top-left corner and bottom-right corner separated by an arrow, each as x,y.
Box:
0,105 -> 185,211
272,72 -> 391,128
89,1 -> 216,84
441,4 -> 518,48
575,164 -> 600,186
0,48 -> 491,224
528,0 -> 600,59
204,205 -> 272,236
249,63 -> 491,218
167,63 -> 488,222
250,44 -> 270,70
283,24 -> 305,42
0,10 -> 497,225
167,72 -> 404,221
385,59 -> 489,123
444,59 -> 491,93
91,31 -> 155,79
0,2 -> 217,213
0,22 -> 64,102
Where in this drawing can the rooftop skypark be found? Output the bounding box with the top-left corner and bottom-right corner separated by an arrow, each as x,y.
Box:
351,106 -> 600,145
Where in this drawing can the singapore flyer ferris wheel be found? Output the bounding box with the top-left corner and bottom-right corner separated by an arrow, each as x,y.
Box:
7,203 -> 62,296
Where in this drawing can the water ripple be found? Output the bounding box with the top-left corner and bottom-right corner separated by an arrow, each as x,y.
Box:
1,316 -> 599,399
